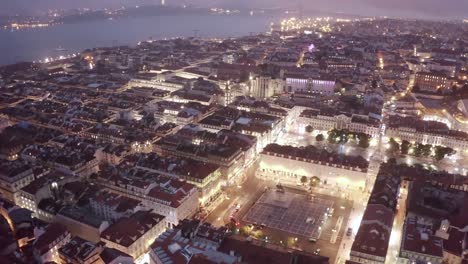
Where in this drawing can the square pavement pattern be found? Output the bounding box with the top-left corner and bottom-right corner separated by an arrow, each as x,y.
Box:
243,190 -> 333,239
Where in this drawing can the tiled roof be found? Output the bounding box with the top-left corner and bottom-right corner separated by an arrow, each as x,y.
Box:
101,210 -> 164,247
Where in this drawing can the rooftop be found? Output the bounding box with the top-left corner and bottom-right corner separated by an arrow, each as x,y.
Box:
263,144 -> 369,170
388,115 -> 468,140
59,236 -> 101,262
101,210 -> 165,247
401,216 -> 443,258
34,223 -> 69,255
218,235 -> 329,264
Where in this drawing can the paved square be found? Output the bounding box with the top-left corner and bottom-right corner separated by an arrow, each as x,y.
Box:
243,190 -> 333,239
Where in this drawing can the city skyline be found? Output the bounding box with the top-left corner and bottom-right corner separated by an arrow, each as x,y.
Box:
1,0 -> 468,20
0,2 -> 468,264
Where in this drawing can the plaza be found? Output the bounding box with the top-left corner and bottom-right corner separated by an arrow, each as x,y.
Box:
243,189 -> 333,239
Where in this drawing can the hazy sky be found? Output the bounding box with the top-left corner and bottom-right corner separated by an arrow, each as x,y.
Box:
1,0 -> 467,19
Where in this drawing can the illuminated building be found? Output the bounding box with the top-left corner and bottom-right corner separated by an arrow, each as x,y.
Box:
349,205 -> 393,264
96,165 -> 200,228
100,210 -> 166,260
298,109 -> 381,138
386,115 -> 468,152
257,144 -> 369,190
33,223 -> 72,264
284,72 -> 336,95
414,71 -> 450,93
58,236 -> 103,264
154,129 -> 246,185
348,174 -> 400,264
250,75 -> 284,99
16,173 -> 77,218
150,219 -> 328,264
129,152 -> 222,209
398,216 -> 444,264
0,159 -> 35,202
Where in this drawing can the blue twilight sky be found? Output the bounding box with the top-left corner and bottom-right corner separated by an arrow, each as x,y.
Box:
0,0 -> 467,19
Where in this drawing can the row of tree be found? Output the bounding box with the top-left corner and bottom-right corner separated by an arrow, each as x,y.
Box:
388,138 -> 456,161
327,128 -> 370,148
305,126 -> 370,148
300,175 -> 321,188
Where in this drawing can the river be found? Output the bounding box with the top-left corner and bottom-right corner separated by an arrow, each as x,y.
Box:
0,14 -> 276,66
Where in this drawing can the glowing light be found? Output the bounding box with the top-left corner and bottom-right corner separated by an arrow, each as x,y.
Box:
135,253 -> 149,264
308,43 -> 315,53
378,57 -> 384,69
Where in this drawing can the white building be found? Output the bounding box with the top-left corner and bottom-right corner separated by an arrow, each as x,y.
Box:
100,210 -> 166,260
0,159 -> 34,202
16,175 -> 78,218
285,72 -> 335,95
33,223 -> 71,264
297,109 -> 381,138
250,75 -> 284,99
97,169 -> 199,228
257,144 -> 370,190
386,115 -> 468,153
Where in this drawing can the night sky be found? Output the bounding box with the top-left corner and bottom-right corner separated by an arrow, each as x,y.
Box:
1,0 -> 467,19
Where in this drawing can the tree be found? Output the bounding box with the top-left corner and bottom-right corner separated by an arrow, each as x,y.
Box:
421,144 -> 432,157
328,129 -> 338,144
389,138 -> 400,153
305,125 -> 314,133
316,134 -> 325,142
434,146 -> 446,161
451,85 -> 458,95
401,140 -> 411,154
358,134 -> 370,148
310,176 -> 320,187
434,146 -> 455,161
413,143 -> 431,157
300,176 -> 308,185
413,144 -> 423,157
337,130 -> 350,144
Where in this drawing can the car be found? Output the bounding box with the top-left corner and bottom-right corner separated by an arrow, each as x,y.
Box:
314,248 -> 321,255
306,217 -> 315,224
346,227 -> 353,236
308,238 -> 317,243
230,217 -> 239,226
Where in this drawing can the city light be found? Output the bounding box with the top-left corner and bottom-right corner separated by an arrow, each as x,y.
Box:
0,7 -> 466,264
